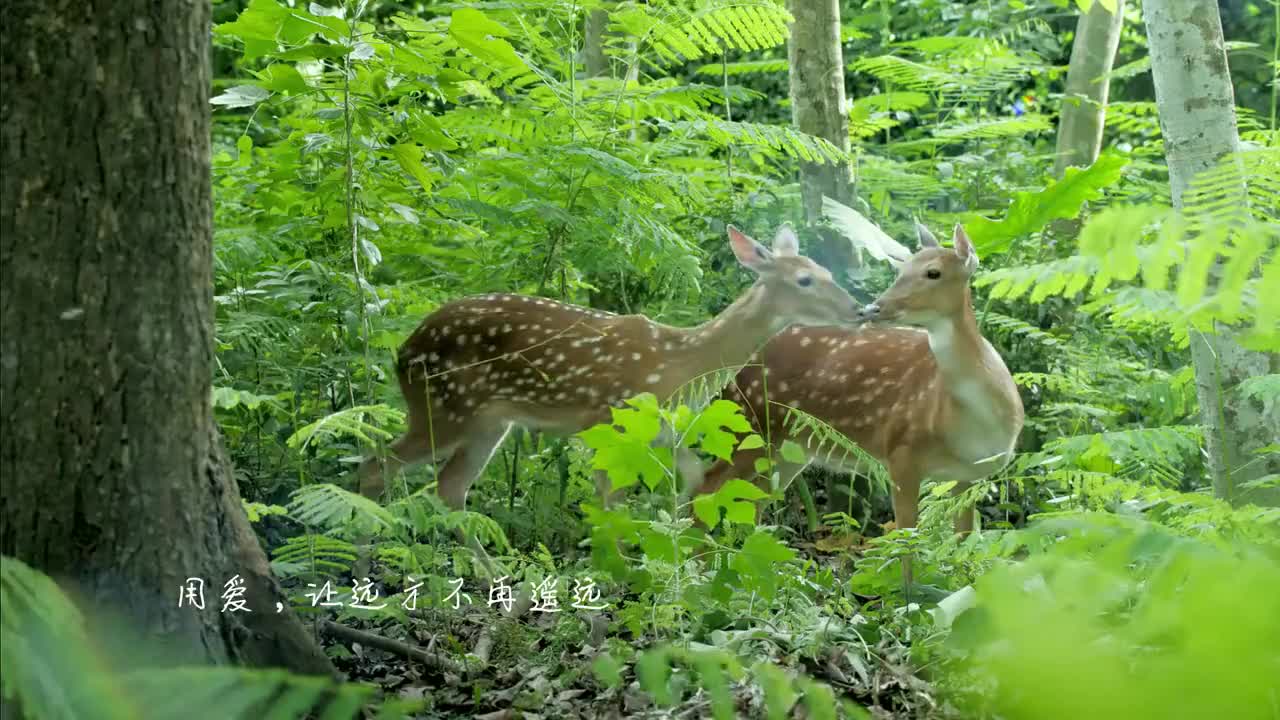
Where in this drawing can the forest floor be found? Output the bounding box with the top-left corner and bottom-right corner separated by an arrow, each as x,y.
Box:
321,541 -> 954,719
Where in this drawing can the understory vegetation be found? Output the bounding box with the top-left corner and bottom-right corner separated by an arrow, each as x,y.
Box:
4,0 -> 1278,717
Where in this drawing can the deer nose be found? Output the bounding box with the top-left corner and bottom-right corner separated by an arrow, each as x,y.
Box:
858,304 -> 881,321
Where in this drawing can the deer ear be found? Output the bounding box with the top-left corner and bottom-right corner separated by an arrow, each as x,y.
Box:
953,224 -> 979,272
915,220 -> 940,248
772,224 -> 799,257
729,225 -> 774,271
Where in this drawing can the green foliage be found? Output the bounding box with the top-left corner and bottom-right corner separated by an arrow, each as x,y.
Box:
965,153 -> 1129,255
198,0 -> 1280,715
942,515 -> 1280,720
1,557 -> 392,720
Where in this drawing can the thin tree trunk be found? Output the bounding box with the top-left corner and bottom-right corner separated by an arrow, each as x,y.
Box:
787,0 -> 856,275
1143,0 -> 1280,503
0,0 -> 335,675
1054,0 -> 1126,177
584,9 -> 610,78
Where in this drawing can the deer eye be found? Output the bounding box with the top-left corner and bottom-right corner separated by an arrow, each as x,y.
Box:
797,275 -> 813,287
925,269 -> 942,280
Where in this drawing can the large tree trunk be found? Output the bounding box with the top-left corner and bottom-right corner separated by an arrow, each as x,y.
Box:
1053,0 -> 1126,177
1143,0 -> 1280,503
787,0 -> 856,275
0,0 -> 335,675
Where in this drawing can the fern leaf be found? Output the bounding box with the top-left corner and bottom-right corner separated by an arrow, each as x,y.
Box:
287,405 -> 404,452
966,153 -> 1129,255
288,483 -> 398,532
674,120 -> 848,165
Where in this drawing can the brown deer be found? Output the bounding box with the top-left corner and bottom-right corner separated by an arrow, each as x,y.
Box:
694,223 -> 1024,579
357,224 -> 863,561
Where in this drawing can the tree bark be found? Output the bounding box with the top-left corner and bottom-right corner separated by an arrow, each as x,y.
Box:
0,0 -> 336,675
1143,0 -> 1280,503
1053,0 -> 1126,177
787,0 -> 856,275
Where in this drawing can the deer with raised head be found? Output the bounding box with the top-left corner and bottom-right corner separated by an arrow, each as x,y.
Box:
694,223 -> 1023,577
357,224 -> 863,565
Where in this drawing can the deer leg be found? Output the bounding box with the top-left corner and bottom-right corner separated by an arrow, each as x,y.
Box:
357,430 -> 444,500
887,453 -> 923,588
352,432 -> 456,578
951,479 -> 975,536
594,469 -> 628,508
435,424 -> 511,577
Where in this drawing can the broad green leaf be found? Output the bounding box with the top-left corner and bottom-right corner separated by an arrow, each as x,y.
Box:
210,85 -> 271,108
731,531 -> 796,598
780,440 -> 807,465
738,434 -> 765,451
409,113 -> 459,151
579,399 -> 671,492
235,135 -> 253,167
966,153 -> 1129,255
390,144 -> 435,191
449,9 -> 525,70
592,653 -> 623,688
274,43 -> 353,61
801,682 -> 837,720
636,648 -> 676,705
754,662 -> 799,720
255,64 -> 309,94
214,0 -> 319,59
692,479 -> 769,529
681,400 -> 753,460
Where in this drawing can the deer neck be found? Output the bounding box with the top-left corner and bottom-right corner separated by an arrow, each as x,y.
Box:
666,282 -> 783,385
923,289 -> 1019,429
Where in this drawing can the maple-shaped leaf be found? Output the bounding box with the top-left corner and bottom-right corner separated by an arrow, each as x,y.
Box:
680,400 -> 754,460
692,479 -> 769,530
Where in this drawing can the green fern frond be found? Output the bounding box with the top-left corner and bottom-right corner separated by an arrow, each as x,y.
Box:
1079,287 -> 1191,345
2,557 -> 390,720
976,255 -> 1100,303
854,154 -> 946,201
851,91 -> 932,114
775,405 -> 891,496
850,114 -> 904,139
288,483 -> 398,532
1236,374 -> 1280,419
848,55 -> 950,92
1104,40 -> 1259,81
1105,101 -> 1162,134
1181,147 -> 1280,226
1045,425 -> 1203,480
612,1 -> 791,68
271,533 -> 360,577
848,92 -> 933,139
933,114 -> 1052,140
674,120 -> 848,164
1,556 -> 117,720
1014,371 -> 1092,396
391,492 -> 513,552
892,36 -> 991,56
694,58 -> 789,76
980,311 -> 1064,349
287,405 -> 404,452
1040,401 -> 1119,422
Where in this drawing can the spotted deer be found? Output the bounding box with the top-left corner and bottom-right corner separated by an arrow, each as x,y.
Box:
694,223 -> 1023,569
357,225 -> 863,542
